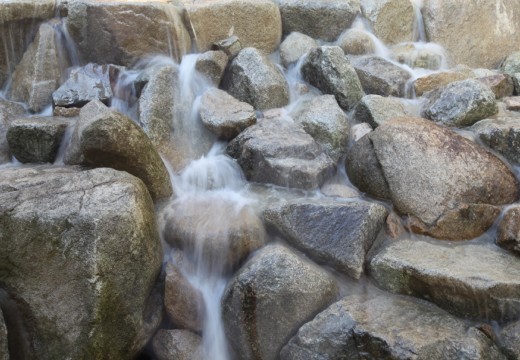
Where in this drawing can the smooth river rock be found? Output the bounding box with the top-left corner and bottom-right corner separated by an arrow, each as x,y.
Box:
227,116 -> 335,189
346,117 -> 518,240
264,199 -> 388,279
152,329 -> 203,360
360,0 -> 415,45
369,239 -> 520,321
281,293 -> 507,360
0,167 -> 163,359
222,244 -> 339,360
353,94 -> 413,128
279,32 -> 317,68
337,28 -> 376,56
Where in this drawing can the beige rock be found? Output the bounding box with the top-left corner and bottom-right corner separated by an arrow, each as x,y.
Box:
361,0 -> 415,45
413,71 -> 470,96
504,96 -> 520,111
477,74 -> 514,99
182,0 -> 281,53
195,50 -> 228,85
337,28 -> 375,55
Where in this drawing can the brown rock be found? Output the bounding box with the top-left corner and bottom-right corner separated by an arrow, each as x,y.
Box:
478,74 -> 514,99
497,206 -> 520,255
504,96 -> 520,111
413,71 -> 470,96
195,50 -> 228,86
361,0 -> 415,45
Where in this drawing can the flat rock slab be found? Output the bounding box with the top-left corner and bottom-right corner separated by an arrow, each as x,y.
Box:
369,239 -> 520,322
264,199 -> 387,279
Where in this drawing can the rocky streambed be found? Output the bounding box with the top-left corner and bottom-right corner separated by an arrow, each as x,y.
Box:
2,0 -> 520,359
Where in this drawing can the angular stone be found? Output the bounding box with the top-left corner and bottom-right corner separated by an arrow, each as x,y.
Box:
280,32 -> 317,68
513,73 -> 520,95
152,329 -> 203,360
293,95 -> 350,162
361,0 -> 415,45
195,50 -> 228,86
222,47 -> 289,110
53,106 -> 80,117
422,79 -> 498,127
413,71 -> 471,97
351,55 -> 412,97
321,183 -> 359,199
499,320 -> 520,360
182,0 -> 281,53
162,196 -> 265,270
9,22 -> 64,112
164,263 -> 204,332
497,206 -> 520,255
52,63 -> 122,108
302,46 -> 364,110
337,28 -> 375,56
67,0 -> 190,65
7,116 -> 70,163
211,35 -> 242,59
390,42 -> 445,70
0,98 -> 25,164
472,116 -> 520,165
282,293 -> 507,360
477,74 -> 514,99
222,244 -> 338,360
369,239 -> 520,321
346,117 -> 518,240
504,96 -> 520,111
264,199 -> 388,279
278,0 -> 360,42
227,117 -> 335,189
199,88 -> 256,140
423,0 -> 520,68
0,167 -> 163,359
353,94 -> 413,128
501,51 -> 520,75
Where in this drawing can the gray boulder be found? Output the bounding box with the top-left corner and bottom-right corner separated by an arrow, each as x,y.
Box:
497,206 -> 520,255
222,244 -> 339,360
52,63 -> 122,108
337,29 -> 376,56
346,117 -> 518,240
152,329 -> 203,360
0,308 -> 7,360
369,239 -> 520,321
513,73 -> 520,94
501,52 -> 520,75
0,167 -> 163,359
66,0 -> 190,65
281,293 -> 507,360
472,116 -> 520,165
6,117 -> 70,163
280,32 -> 317,68
360,0 -> 415,45
422,79 -> 498,127
353,94 -> 413,128
195,50 -> 228,86
264,199 -> 388,279
277,0 -> 360,42
293,95 -> 350,162
302,46 -> 364,110
199,88 -> 256,140
351,55 -> 412,97
499,320 -> 520,360
9,22 -> 64,112
222,47 -> 289,110
0,98 -> 25,163
227,116 -> 335,189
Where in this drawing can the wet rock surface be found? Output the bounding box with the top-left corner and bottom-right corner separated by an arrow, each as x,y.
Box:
413,70 -> 470,96
497,206 -> 520,255
0,98 -> 25,164
369,239 -> 520,321
227,116 -> 335,189
279,32 -> 317,68
195,50 -> 228,86
7,116 -> 70,163
222,244 -> 339,360
152,329 -> 203,360
360,0 -> 415,45
337,29 -> 376,56
222,47 -> 289,110
477,74 -> 515,99
347,117 -> 518,240
281,293 -> 507,360
499,320 -> 520,360
472,116 -> 520,165
302,46 -> 364,110
0,309 -> 7,360
353,94 -> 413,128
0,167 -> 163,359
264,199 -> 388,279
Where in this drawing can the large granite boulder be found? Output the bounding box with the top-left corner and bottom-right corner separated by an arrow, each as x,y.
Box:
346,117 -> 518,240
302,46 -> 364,110
422,0 -> 520,68
360,0 -> 415,45
281,293 -> 507,359
152,329 -> 203,360
0,98 -> 25,164
422,79 -> 498,127
369,239 -> 520,321
9,21 -> 64,112
0,167 -> 163,359
227,116 -> 335,189
277,0 -> 360,42
350,55 -> 412,97
0,0 -> 55,86
293,95 -> 350,162
6,117 -> 70,163
182,0 -> 281,53
222,244 -> 338,360
264,199 -> 388,279
222,48 -> 289,110
66,0 -> 191,65
472,116 -> 520,165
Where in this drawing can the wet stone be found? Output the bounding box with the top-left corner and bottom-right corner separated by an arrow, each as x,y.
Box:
0,308 -> 7,360
195,50 -> 228,86
211,35 -> 242,59
279,32 -> 317,68
390,42 -> 444,70
501,51 -> 520,76
504,96 -> 520,111
413,70 -> 470,97
471,116 -> 520,165
337,28 -> 376,56
477,74 -> 514,99
499,320 -> 520,360
152,329 -> 203,360
497,206 -> 520,255
0,98 -> 25,164
53,106 -> 81,117
353,94 -> 413,128
360,0 -> 415,45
